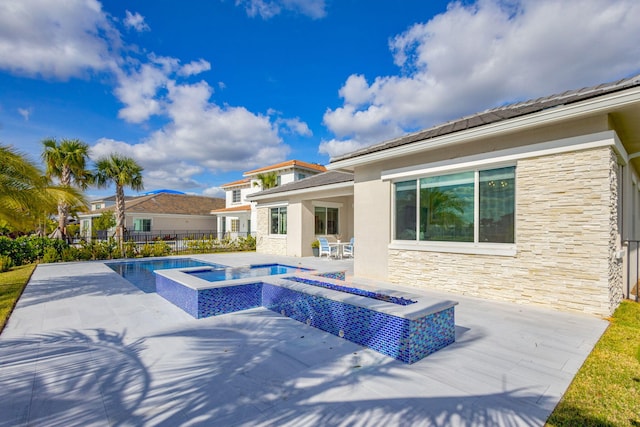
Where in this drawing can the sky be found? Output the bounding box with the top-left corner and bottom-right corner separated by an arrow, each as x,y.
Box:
1,0 -> 640,199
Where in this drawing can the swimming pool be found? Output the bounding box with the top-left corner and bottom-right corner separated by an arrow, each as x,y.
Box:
187,264 -> 309,282
107,258 -> 226,292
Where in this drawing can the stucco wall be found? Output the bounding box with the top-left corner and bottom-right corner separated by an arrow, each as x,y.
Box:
387,146 -> 622,317
125,215 -> 217,233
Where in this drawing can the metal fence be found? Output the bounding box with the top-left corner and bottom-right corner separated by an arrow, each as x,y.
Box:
624,240 -> 640,302
78,230 -> 256,256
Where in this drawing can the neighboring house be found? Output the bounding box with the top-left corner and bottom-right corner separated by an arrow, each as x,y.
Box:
79,192 -> 225,238
251,74 -> 640,317
211,160 -> 327,239
88,195 -> 134,211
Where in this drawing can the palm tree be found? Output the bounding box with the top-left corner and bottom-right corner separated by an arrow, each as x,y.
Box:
253,172 -> 278,190
92,154 -> 144,247
0,144 -> 84,232
42,138 -> 91,238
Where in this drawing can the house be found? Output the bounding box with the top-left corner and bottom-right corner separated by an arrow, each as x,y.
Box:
78,192 -> 225,238
211,160 -> 327,239
250,74 -> 640,317
248,170 -> 354,256
88,195 -> 134,212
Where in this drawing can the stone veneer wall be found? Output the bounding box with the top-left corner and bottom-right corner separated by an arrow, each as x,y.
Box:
255,207 -> 287,255
388,146 -> 623,317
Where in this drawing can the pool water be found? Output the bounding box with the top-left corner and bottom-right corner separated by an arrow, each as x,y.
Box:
107,258 -> 226,293
187,264 -> 308,282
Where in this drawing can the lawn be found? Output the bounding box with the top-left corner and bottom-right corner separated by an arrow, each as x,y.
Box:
547,300 -> 640,426
0,264 -> 36,333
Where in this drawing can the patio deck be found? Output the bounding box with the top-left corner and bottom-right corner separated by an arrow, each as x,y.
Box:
0,253 -> 608,426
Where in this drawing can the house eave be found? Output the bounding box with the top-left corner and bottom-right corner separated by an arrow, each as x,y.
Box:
247,181 -> 353,202
327,86 -> 640,172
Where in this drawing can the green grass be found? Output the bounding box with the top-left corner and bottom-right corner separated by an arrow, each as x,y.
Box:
0,264 -> 36,333
547,300 -> 640,427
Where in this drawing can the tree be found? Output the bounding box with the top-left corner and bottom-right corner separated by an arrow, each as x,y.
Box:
92,154 -> 144,250
42,138 -> 91,238
253,172 -> 278,190
93,211 -> 116,233
0,144 -> 84,232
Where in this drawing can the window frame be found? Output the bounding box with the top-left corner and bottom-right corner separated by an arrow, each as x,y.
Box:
133,218 -> 152,232
391,164 -> 516,256
232,189 -> 241,203
314,206 -> 340,235
270,206 -> 287,235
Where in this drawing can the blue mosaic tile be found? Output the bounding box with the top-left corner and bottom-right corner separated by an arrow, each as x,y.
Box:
156,275 -> 198,318
316,271 -> 346,281
284,276 -> 416,305
198,283 -> 262,318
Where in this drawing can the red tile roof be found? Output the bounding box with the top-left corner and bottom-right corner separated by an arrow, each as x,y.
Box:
210,205 -> 252,214
244,160 -> 326,176
220,178 -> 251,188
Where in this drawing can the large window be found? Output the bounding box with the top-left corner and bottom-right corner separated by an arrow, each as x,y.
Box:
270,207 -> 287,235
394,166 -> 515,244
133,218 -> 151,232
314,207 -> 339,235
232,189 -> 241,203
231,219 -> 239,232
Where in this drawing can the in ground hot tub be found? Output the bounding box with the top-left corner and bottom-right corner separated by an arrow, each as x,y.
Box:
154,266 -> 457,363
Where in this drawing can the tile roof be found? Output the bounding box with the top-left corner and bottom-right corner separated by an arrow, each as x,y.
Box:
331,74 -> 640,163
82,193 -> 225,216
210,205 -> 252,214
243,160 -> 327,176
220,178 -> 251,188
249,171 -> 353,198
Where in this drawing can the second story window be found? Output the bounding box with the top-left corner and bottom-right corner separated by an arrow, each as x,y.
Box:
232,189 -> 241,203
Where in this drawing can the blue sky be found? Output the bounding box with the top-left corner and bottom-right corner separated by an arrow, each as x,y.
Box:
1,0 -> 640,199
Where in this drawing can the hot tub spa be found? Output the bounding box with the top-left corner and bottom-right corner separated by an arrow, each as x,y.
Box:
154,266 -> 457,364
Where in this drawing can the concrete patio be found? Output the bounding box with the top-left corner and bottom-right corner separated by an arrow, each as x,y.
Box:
0,253 -> 608,426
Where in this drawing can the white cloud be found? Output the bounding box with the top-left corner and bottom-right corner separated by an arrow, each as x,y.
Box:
94,77 -> 293,189
203,186 -> 225,198
114,62 -> 169,123
178,59 -> 211,77
278,117 -> 312,136
124,10 -> 150,32
0,0 -> 119,80
322,0 -> 640,159
17,107 -> 32,121
235,0 -> 326,19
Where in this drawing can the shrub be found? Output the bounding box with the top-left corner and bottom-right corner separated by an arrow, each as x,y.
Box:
42,247 -> 61,263
0,255 -> 14,272
78,238 -> 118,260
152,240 -> 171,257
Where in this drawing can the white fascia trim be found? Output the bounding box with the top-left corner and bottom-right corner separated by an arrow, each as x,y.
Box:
312,201 -> 344,208
328,87 -> 640,171
254,201 -> 289,209
389,241 -> 517,257
382,130 -> 621,181
247,181 -> 353,202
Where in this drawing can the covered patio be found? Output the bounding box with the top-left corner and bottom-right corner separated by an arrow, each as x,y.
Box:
249,171 -> 355,257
